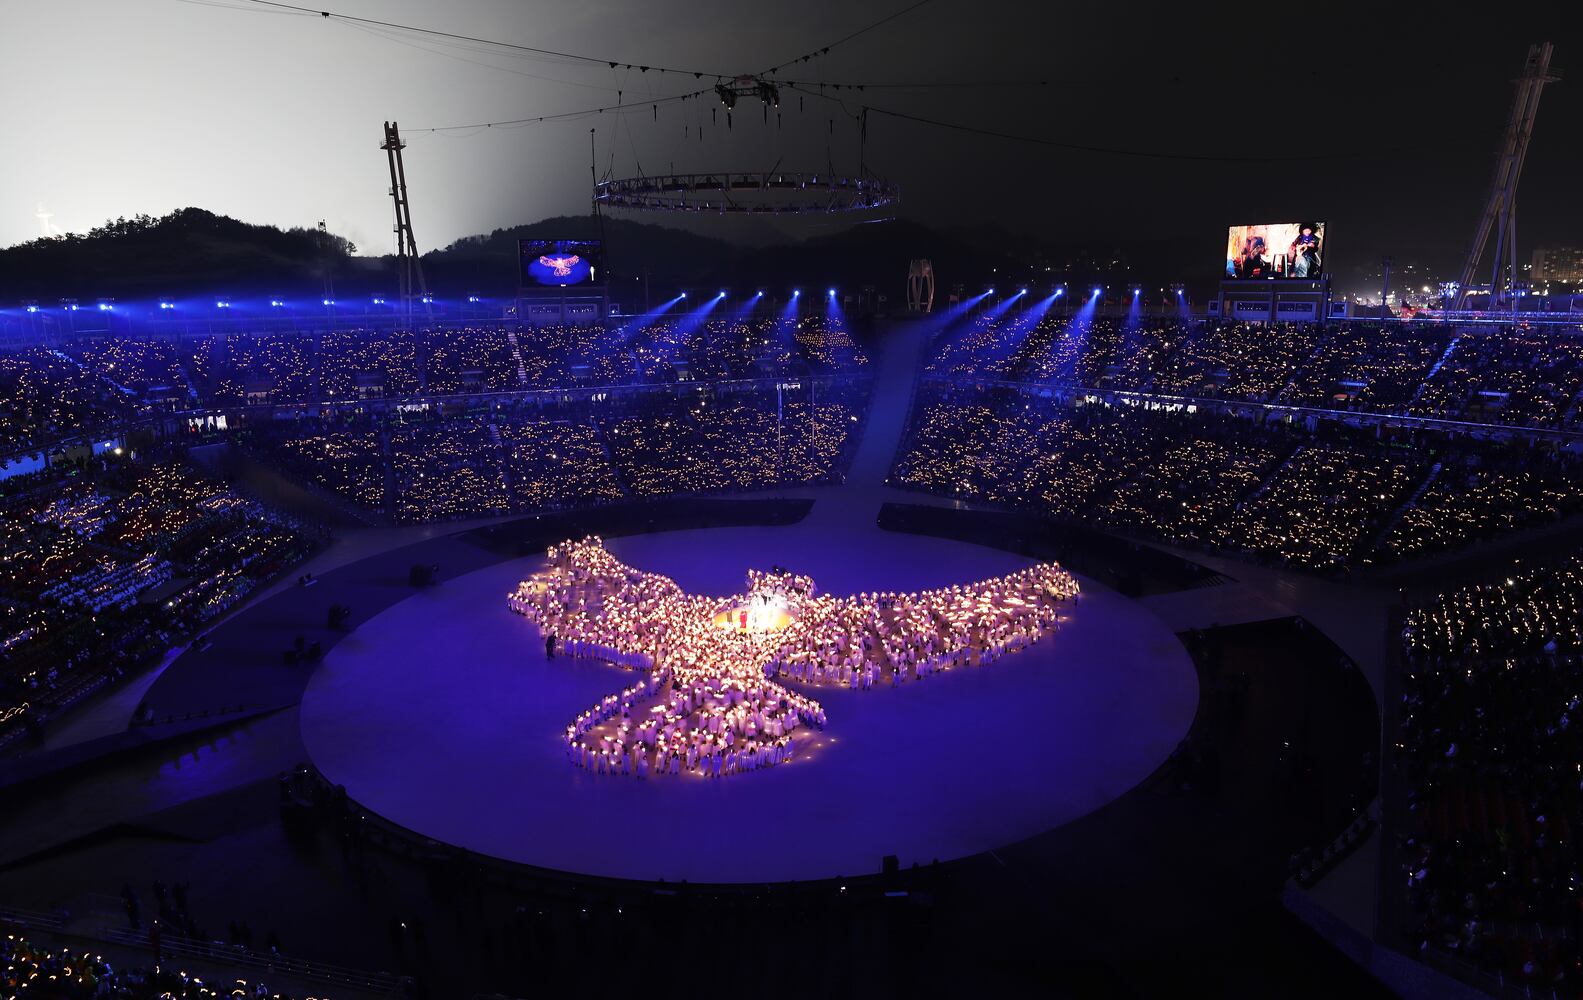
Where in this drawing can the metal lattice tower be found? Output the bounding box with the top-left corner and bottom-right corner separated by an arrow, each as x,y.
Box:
1451,43 -> 1559,309
381,121 -> 432,330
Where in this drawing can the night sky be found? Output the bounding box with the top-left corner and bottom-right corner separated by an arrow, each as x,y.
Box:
2,1 -> 1577,283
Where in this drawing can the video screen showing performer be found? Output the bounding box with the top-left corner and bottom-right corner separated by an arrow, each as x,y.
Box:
1289,223 -> 1322,277
1225,222 -> 1325,279
519,239 -> 603,286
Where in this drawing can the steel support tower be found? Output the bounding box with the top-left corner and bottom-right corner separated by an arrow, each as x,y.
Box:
1451,43 -> 1559,310
381,121 -> 432,330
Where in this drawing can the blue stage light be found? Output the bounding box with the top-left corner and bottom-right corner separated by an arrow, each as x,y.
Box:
792,289 -> 800,297
1054,289 -> 1064,297
269,300 -> 283,307
468,295 -> 480,303
717,290 -> 726,298
680,292 -> 687,299
828,288 -> 836,296
26,305 -> 39,313
1019,288 -> 1027,295
323,298 -> 335,306
215,301 -> 230,309
159,301 -> 174,310
1133,288 -> 1141,295
755,291 -> 764,298
98,302 -> 112,311
372,297 -> 385,305
1092,287 -> 1102,296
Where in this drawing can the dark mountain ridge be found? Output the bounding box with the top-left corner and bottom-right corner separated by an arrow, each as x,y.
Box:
0,208 -> 1199,305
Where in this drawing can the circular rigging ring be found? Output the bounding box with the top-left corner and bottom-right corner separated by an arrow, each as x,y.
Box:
593,172 -> 899,215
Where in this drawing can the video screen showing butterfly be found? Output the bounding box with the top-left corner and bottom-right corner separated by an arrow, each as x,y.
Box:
520,238 -> 602,286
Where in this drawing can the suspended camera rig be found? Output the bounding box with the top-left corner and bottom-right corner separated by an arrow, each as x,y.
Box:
593,172 -> 899,215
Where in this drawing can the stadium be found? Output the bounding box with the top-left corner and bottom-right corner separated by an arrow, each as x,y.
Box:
0,4 -> 1579,999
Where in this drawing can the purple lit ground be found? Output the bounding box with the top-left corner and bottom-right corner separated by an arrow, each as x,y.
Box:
299,523 -> 1198,883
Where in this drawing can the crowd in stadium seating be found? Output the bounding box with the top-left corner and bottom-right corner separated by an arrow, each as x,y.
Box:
1375,448 -> 1583,563
926,315 -> 1583,428
5,317 -> 1581,460
247,383 -> 867,523
1406,327 -> 1583,430
516,316 -> 867,386
0,347 -> 134,452
317,328 -> 421,399
389,420 -> 512,522
1282,322 -> 1453,411
187,333 -> 317,405
134,316 -> 861,403
1151,320 -> 1325,400
66,335 -> 192,398
270,423 -> 386,512
0,455 -> 315,744
498,417 -> 625,510
0,318 -> 867,457
1,927 -> 318,999
893,383 -> 1583,573
1399,554 -> 1583,988
602,393 -> 861,498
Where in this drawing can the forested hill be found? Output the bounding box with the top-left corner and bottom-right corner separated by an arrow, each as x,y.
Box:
1,207 -> 1177,301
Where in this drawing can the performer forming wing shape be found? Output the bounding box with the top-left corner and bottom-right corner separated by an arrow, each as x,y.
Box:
538,254 -> 581,278
508,536 -> 1078,780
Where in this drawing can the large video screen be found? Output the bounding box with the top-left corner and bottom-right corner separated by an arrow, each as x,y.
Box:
519,239 -> 602,287
1225,222 -> 1325,279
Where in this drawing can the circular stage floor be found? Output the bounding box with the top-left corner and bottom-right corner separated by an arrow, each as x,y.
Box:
299,520 -> 1198,883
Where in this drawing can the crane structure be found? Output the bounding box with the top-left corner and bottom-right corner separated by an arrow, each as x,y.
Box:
1451,43 -> 1559,310
381,121 -> 433,330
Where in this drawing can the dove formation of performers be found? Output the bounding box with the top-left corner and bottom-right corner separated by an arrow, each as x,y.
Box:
508,536 -> 1079,780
